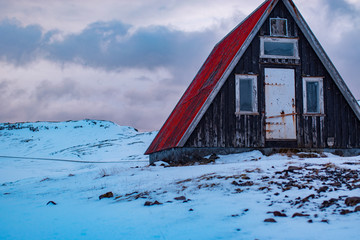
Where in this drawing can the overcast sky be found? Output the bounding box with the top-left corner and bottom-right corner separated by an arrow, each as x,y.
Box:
0,0 -> 359,131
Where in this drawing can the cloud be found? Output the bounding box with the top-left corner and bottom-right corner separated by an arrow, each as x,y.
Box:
0,19 -> 217,72
0,60 -> 181,131
0,0 -> 262,33
46,22 -> 217,74
0,19 -> 43,65
0,18 -> 222,131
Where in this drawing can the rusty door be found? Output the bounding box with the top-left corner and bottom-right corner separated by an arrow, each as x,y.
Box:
265,68 -> 296,140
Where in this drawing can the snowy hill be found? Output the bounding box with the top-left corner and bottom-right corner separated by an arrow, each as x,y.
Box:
0,119 -> 156,161
1,120 -> 360,240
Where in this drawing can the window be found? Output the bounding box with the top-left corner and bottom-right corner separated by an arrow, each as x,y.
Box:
235,75 -> 258,114
260,37 -> 299,59
270,18 -> 288,37
303,77 -> 324,114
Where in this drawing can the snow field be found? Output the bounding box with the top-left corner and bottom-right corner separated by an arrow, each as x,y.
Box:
0,120 -> 360,239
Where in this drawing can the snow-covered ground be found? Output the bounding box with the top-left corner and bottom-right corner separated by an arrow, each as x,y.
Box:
0,120 -> 359,240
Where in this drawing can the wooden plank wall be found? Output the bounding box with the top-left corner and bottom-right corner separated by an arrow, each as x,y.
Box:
185,0 -> 360,149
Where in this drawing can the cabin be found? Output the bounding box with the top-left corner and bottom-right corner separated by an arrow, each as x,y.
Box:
145,0 -> 360,164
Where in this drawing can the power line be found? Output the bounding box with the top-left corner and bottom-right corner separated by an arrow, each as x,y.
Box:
0,155 -> 148,163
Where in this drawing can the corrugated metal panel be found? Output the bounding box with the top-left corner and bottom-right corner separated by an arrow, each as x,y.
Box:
145,0 -> 273,154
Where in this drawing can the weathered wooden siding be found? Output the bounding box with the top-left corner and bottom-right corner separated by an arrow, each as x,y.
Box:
185,0 -> 360,149
298,27 -> 360,148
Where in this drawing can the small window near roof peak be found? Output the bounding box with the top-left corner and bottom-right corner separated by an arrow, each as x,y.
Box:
270,18 -> 288,37
260,37 -> 299,59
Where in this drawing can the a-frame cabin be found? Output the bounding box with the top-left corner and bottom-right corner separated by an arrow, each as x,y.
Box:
146,0 -> 360,164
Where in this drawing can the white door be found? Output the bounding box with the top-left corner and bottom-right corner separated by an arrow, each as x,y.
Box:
265,68 -> 296,140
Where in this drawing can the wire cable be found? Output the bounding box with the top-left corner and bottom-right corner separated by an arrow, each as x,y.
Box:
0,155 -> 148,163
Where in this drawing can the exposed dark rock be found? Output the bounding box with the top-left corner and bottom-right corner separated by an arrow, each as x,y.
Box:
308,220 -> 313,223
317,186 -> 329,193
329,182 -> 342,187
234,188 -> 243,193
46,201 -> 57,205
321,219 -> 329,223
153,200 -> 162,205
174,196 -> 186,201
264,218 -> 277,223
144,201 -> 152,206
115,191 -> 150,201
231,181 -> 254,187
231,181 -> 240,186
241,174 -> 251,180
340,209 -> 353,215
320,198 -> 339,209
302,194 -> 315,203
99,192 -> 114,200
282,186 -> 292,191
144,200 -> 162,206
152,200 -> 162,205
208,154 -> 219,161
189,208 -> 194,211
273,211 -> 287,217
258,186 -> 271,191
287,166 -> 303,171
354,206 -> 360,212
345,197 -> 360,206
292,213 -> 310,218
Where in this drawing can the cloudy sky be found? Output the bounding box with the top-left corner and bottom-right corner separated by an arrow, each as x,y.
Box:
0,0 -> 359,131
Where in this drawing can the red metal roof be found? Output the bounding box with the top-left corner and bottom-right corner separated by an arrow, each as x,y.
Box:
145,0 -> 272,155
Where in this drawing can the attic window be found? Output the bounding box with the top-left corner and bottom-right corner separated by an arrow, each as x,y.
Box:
235,75 -> 258,114
260,37 -> 299,59
303,77 -> 324,114
270,18 -> 288,37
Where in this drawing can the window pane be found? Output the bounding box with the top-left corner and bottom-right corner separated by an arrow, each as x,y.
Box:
264,42 -> 294,56
240,79 -> 253,111
306,81 -> 319,113
270,19 -> 287,36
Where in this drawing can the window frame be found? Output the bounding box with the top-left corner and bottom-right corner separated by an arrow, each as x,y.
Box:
303,77 -> 324,115
235,74 -> 258,115
270,18 -> 288,37
260,37 -> 299,60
